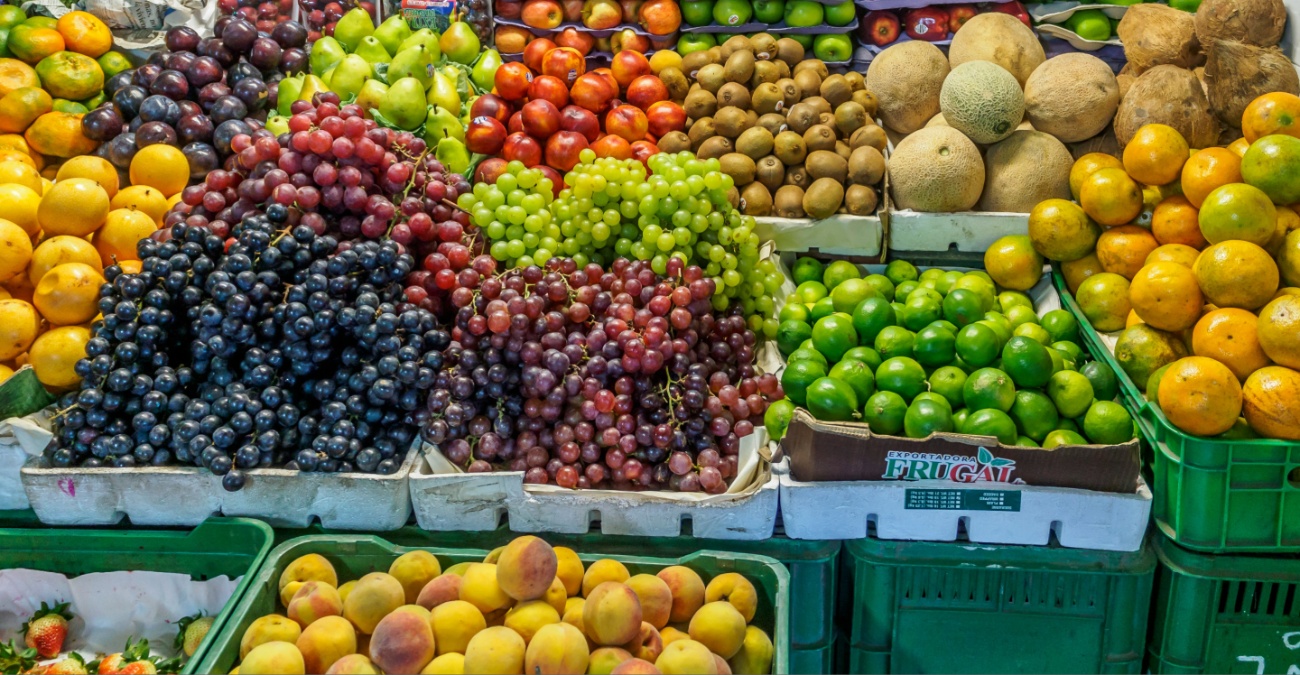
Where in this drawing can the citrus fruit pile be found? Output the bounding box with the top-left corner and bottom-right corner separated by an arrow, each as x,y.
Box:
1027,91 -> 1300,441
770,256 -> 1135,448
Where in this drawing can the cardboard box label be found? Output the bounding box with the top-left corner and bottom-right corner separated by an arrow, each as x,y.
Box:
883,447 -> 1017,483
904,488 -> 1023,512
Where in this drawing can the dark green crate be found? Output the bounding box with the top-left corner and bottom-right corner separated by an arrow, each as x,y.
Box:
0,518 -> 274,674
843,537 -> 1156,674
199,534 -> 791,674
1148,534 -> 1300,674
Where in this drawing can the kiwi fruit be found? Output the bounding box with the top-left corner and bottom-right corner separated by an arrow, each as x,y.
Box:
726,186 -> 741,209
793,69 -> 821,100
659,67 -> 690,102
684,90 -> 718,120
819,74 -> 851,108
803,124 -> 837,152
735,126 -> 775,159
818,112 -> 836,129
773,130 -> 807,165
697,136 -> 734,160
705,46 -> 723,64
714,107 -> 751,138
681,51 -> 715,79
724,50 -> 755,85
749,33 -> 777,60
774,185 -> 806,218
740,182 -> 773,216
757,113 -> 787,136
835,141 -> 852,160
803,178 -> 845,219
784,164 -> 811,189
716,83 -> 751,110
751,61 -> 781,88
774,38 -> 805,67
773,60 -> 790,79
720,152 -> 757,186
843,72 -> 866,92
834,101 -> 867,138
851,90 -> 878,118
745,109 -> 759,127
806,149 -> 848,183
849,124 -> 888,153
720,35 -> 753,59
756,156 -> 785,193
658,131 -> 692,154
844,184 -> 878,216
696,64 -> 726,93
793,59 -> 828,80
848,146 -> 886,186
751,83 -> 784,115
803,96 -> 831,117
688,118 -> 717,148
786,102 -> 819,134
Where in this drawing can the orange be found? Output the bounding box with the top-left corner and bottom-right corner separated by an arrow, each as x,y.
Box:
1151,196 -> 1208,249
1076,272 -> 1132,332
129,144 -> 188,197
1123,124 -> 1190,186
1096,225 -> 1159,280
1146,243 -> 1201,269
1228,138 -> 1250,158
32,261 -> 103,325
1198,183 -> 1277,247
0,158 -> 40,192
1129,261 -> 1204,332
37,176 -> 109,236
1126,309 -> 1144,328
1027,199 -> 1100,262
1242,366 -> 1300,440
1241,92 -> 1300,143
34,51 -> 103,101
55,155 -> 117,197
24,111 -> 96,158
29,234 -> 100,285
55,11 -> 112,58
1258,294 -> 1300,369
111,185 -> 170,223
94,208 -> 157,265
1266,205 -> 1300,256
27,324 -> 88,389
0,59 -> 37,97
1193,307 -> 1271,381
1158,356 -> 1243,436
1180,148 -> 1242,208
7,25 -> 65,64
1080,167 -> 1143,227
1069,153 -> 1123,201
983,235 -> 1044,291
1061,253 -> 1103,295
1193,241 -> 1279,310
4,272 -> 34,302
0,86 -> 51,133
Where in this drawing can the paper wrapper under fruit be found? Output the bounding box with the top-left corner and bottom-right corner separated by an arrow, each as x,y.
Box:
0,369 -> 54,510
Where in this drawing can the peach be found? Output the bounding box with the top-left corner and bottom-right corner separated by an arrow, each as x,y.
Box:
625,575 -> 673,629
654,640 -> 718,675
726,626 -> 774,675
431,600 -> 486,655
589,647 -> 635,675
297,615 -> 356,673
460,563 -> 514,614
279,554 -> 338,597
241,641 -> 306,674
484,547 -> 505,564
280,581 -> 307,608
324,654 -> 380,674
421,653 -> 465,674
391,551 -> 443,604
688,602 -> 745,659
564,597 -> 585,617
523,621 -> 590,674
522,38 -> 557,73
714,654 -> 732,675
463,626 -> 526,675
337,581 -> 357,604
623,622 -> 663,662
612,658 -> 662,674
241,615 -> 302,660
705,574 -> 757,623
605,104 -> 649,142
553,547 -> 584,596
656,567 -> 705,624
497,535 -> 559,602
343,573 -> 406,635
659,627 -> 688,646
288,581 -> 344,628
582,559 -> 630,597
369,605 -> 436,674
417,573 -> 463,610
584,582 -> 643,646
504,600 -> 561,643
445,562 -> 474,576
544,577 -> 567,614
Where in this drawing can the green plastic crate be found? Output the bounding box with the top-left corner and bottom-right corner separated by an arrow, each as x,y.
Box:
1053,269 -> 1300,553
0,518 -> 274,674
843,537 -> 1156,674
1148,534 -> 1300,674
199,534 -> 792,674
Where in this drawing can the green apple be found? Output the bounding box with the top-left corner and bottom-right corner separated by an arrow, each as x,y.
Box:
823,0 -> 855,26
752,0 -> 784,23
1066,9 -> 1111,40
713,0 -> 753,26
1168,0 -> 1200,10
812,33 -> 852,61
788,33 -> 813,49
783,0 -> 823,27
677,33 -> 718,54
681,0 -> 715,25
714,32 -> 739,42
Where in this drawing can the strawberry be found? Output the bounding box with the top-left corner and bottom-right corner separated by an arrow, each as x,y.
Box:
22,603 -> 72,660
116,661 -> 156,675
93,654 -> 124,675
92,638 -> 151,675
44,653 -> 88,675
172,614 -> 213,659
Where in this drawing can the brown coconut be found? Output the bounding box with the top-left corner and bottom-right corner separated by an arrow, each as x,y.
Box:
865,41 -> 949,134
979,130 -> 1073,213
1204,40 -> 1300,128
1023,53 -> 1121,143
1114,65 -> 1219,148
1195,0 -> 1286,47
1118,4 -> 1203,72
948,13 -> 1045,87
1070,127 -> 1121,160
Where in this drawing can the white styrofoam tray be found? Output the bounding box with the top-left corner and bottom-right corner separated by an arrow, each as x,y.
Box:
754,214 -> 884,258
21,445 -> 417,530
887,210 -> 1030,254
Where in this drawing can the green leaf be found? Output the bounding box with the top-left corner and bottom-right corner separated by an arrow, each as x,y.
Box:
372,61 -> 390,85
977,447 -> 993,465
462,153 -> 488,180
0,367 -> 54,421
989,458 -> 1014,467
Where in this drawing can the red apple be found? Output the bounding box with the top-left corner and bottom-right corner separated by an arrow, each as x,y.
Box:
618,0 -> 642,22
555,27 -> 596,55
470,94 -> 513,125
467,116 -> 509,155
591,134 -> 633,159
625,75 -> 669,110
611,50 -> 652,88
605,104 -> 649,142
630,140 -> 658,167
502,132 -> 544,166
857,10 -> 900,47
946,4 -> 977,32
570,72 -> 618,114
610,28 -> 650,53
523,38 -> 558,72
988,0 -> 1031,27
496,0 -> 523,18
508,110 -> 526,134
528,75 -> 571,109
637,0 -> 681,35
559,105 -> 601,142
536,165 -> 565,197
522,99 -> 563,138
645,100 -> 686,137
494,62 -> 535,101
904,7 -> 948,41
582,0 -> 622,29
561,0 -> 584,21
476,157 -> 509,184
545,131 -> 590,171
541,47 -> 587,87
521,0 -> 564,29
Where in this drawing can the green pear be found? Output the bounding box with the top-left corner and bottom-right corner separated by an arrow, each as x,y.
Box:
399,28 -> 440,60
426,104 -> 465,144
308,36 -> 345,75
389,45 -> 433,88
426,70 -> 461,115
298,74 -> 329,103
436,136 -> 470,175
353,36 -> 391,65
265,115 -> 290,135
330,54 -> 372,99
379,77 -> 429,130
320,65 -> 336,88
439,21 -> 480,65
372,15 -> 412,56
470,48 -> 502,93
355,79 -> 389,114
333,7 -> 375,52
276,75 -> 303,116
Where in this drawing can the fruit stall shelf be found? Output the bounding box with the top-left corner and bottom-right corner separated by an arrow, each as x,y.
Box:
1052,269 -> 1300,554
886,210 -> 1032,267
0,518 -> 274,674
196,533 -> 792,674
842,536 -> 1156,674
1147,533 -> 1300,675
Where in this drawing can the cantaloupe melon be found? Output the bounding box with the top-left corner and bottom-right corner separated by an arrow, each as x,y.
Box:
940,61 -> 1024,144
948,13 -> 1045,87
888,126 -> 985,212
979,130 -> 1073,213
865,41 -> 949,134
1023,53 -> 1121,143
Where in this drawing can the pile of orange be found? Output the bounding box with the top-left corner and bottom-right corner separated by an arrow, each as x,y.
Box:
1025,91 -> 1300,441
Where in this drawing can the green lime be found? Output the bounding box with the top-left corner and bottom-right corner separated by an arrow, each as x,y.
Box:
779,302 -> 810,323
901,295 -> 943,332
97,51 -> 133,77
823,260 -> 862,290
938,270 -> 964,294
907,286 -> 944,305
831,277 -> 878,314
1041,309 -> 1080,344
913,392 -> 952,412
913,325 -> 956,368
876,357 -> 928,401
829,359 -> 877,403
810,296 -> 836,322
927,319 -> 958,334
806,377 -> 860,421
1147,363 -> 1172,403
1010,390 -> 1059,441
776,320 -> 813,356
1013,322 -> 1053,346
1052,341 -> 1084,363
764,399 -> 796,441
920,268 -> 944,281
812,313 -> 858,362
952,407 -> 970,432
874,326 -> 915,361
1056,417 -> 1081,433
885,260 -> 919,286
942,288 -> 986,327
852,296 -> 896,346
998,291 -> 1035,313
792,257 -> 824,285
1002,336 -> 1053,388
1080,361 -> 1119,402
895,280 -> 919,300
1048,370 -> 1094,419
963,409 -> 1018,444
862,274 -> 896,301
967,270 -> 995,285
976,320 -> 1012,350
842,346 -> 883,372
890,303 -> 905,325
0,26 -> 10,58
795,280 -> 829,304
0,5 -> 25,28
1083,400 -> 1134,445
905,399 -> 954,438
929,366 -> 967,409
1017,436 -> 1040,447
1218,418 -> 1259,440
1047,348 -> 1068,374
789,345 -> 829,367
1043,429 -> 1089,448
953,275 -> 996,310
963,368 -> 1017,413
781,359 -> 828,406
955,323 -> 1000,368
1005,305 -> 1040,328
863,390 -> 907,435
916,278 -> 940,294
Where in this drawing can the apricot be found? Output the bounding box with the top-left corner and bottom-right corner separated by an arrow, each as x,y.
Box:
241,641 -> 306,675
324,653 -> 379,674
523,621 -> 590,675
297,615 -> 356,673
564,597 -> 584,617
344,573 -> 406,635
421,652 -> 465,674
484,546 -> 505,563
279,554 -> 338,597
588,647 -> 635,675
660,627 -> 688,646
714,654 -> 733,675
554,547 -> 584,596
417,573 -> 463,610
612,658 -> 662,674
460,563 -> 513,614
463,626 -> 526,675
544,577 -> 567,614
497,535 -> 559,602
583,559 -> 631,597
444,562 -> 474,576
688,602 -> 746,659
655,639 -> 718,675
240,615 -> 302,660
504,600 -> 561,643
288,581 -> 344,628
656,567 -> 706,624
337,581 -> 357,605
390,551 -> 443,604
705,573 -> 758,623
626,575 -> 673,629
727,626 -> 774,675
623,622 -> 663,662
280,581 -> 307,608
369,605 -> 436,674
431,600 -> 487,655
584,582 -> 644,646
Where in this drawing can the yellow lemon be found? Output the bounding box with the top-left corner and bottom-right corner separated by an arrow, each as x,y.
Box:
55,155 -> 119,198
29,235 -> 101,286
28,324 -> 89,389
32,261 -> 103,326
0,183 -> 41,235
128,144 -> 188,197
0,159 -> 41,192
95,208 -> 157,265
111,185 -> 169,224
0,217 -> 32,283
37,177 -> 109,236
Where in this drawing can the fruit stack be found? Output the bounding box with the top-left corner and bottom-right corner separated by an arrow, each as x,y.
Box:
494,0 -> 680,62
857,2 -> 1031,50
297,0 -> 378,43
675,0 -> 856,64
219,0 -> 297,33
